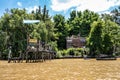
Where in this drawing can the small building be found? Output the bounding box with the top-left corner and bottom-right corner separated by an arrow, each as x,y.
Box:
66,35 -> 86,49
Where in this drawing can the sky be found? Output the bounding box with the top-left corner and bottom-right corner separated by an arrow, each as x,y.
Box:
0,0 -> 120,19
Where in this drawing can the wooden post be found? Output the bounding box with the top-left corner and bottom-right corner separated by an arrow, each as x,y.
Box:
26,51 -> 28,63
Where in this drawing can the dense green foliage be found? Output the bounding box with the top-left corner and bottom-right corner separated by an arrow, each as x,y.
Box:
87,20 -> 120,57
68,10 -> 99,37
87,20 -> 103,56
53,14 -> 69,49
56,48 -> 84,58
0,6 -> 56,58
0,5 -> 120,59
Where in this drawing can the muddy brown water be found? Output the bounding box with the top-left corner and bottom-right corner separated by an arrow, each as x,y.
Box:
0,59 -> 120,80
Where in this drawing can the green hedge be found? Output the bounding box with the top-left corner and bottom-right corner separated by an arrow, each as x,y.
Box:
56,48 -> 86,58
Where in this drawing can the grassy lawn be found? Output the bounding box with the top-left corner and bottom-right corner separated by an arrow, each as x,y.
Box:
0,59 -> 120,80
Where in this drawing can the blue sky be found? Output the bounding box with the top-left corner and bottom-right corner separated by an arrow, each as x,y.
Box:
0,0 -> 120,19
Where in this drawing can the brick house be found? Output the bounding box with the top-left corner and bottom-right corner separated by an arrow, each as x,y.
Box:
66,35 -> 86,49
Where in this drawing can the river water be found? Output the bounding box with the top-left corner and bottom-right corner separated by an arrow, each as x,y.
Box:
0,59 -> 120,80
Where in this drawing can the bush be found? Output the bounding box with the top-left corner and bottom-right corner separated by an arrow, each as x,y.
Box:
74,51 -> 81,56
67,48 -> 74,56
76,48 -> 83,56
56,50 -> 68,58
56,48 -> 88,58
65,48 -> 83,57
56,51 -> 63,58
62,50 -> 67,56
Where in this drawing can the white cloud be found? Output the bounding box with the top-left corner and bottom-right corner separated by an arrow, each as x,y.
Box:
51,0 -> 80,12
76,0 -> 118,12
51,0 -> 120,12
17,2 -> 22,7
26,6 -> 39,13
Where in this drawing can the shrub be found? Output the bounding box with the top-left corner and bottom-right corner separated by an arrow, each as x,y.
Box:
66,48 -> 83,56
56,51 -> 63,58
67,48 -> 74,56
56,50 -> 68,58
56,48 -> 88,58
62,50 -> 67,56
74,51 -> 79,56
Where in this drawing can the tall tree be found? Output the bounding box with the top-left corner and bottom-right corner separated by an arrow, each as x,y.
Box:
53,14 -> 68,49
0,8 -> 28,55
69,10 -> 76,21
87,20 -> 103,56
68,10 -> 99,37
102,33 -> 113,55
103,20 -> 120,54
